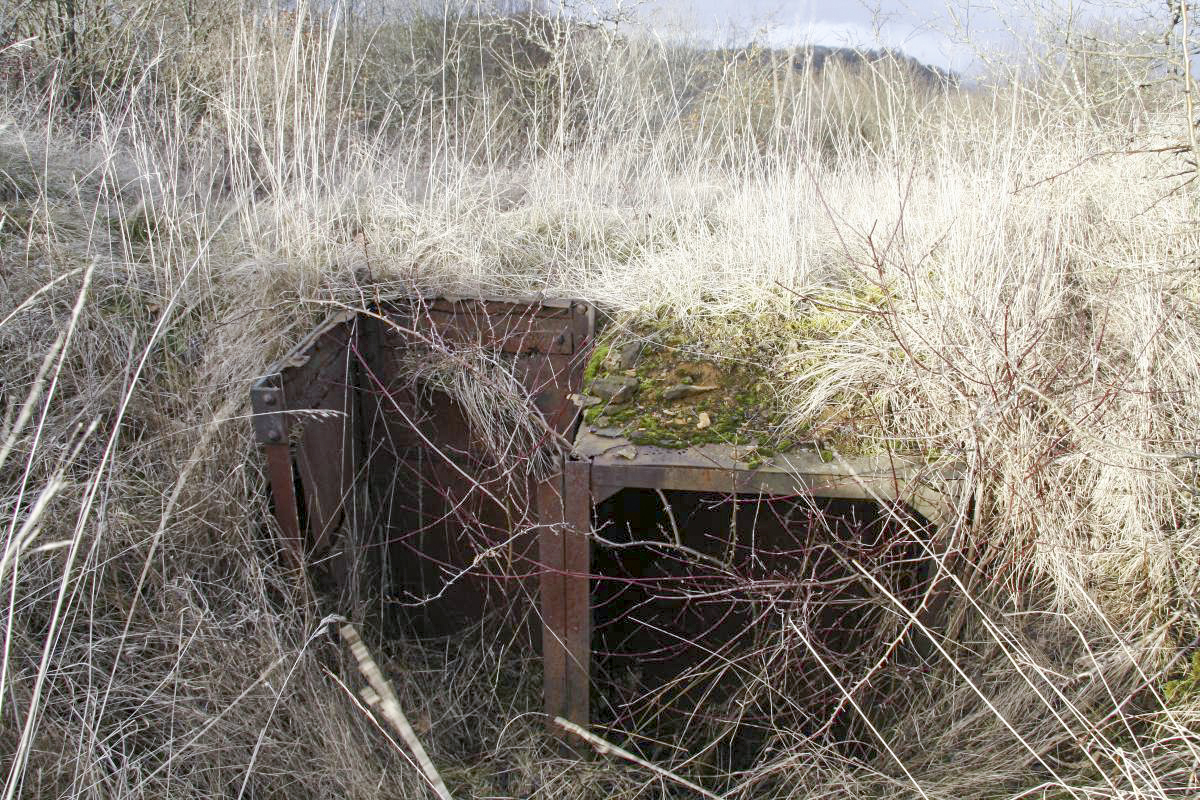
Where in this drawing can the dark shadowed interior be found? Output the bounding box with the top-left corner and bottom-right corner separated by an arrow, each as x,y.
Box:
589,489 -> 934,769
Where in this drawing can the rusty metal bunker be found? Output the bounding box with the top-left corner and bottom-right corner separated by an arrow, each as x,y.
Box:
250,297 -> 958,737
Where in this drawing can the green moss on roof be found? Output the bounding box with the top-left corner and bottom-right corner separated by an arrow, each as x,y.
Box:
579,304 -> 886,459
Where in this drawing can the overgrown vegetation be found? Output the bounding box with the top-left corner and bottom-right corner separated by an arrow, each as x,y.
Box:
2,0 -> 1200,798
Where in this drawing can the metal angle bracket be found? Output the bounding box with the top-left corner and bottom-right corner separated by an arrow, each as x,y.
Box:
250,378 -> 288,445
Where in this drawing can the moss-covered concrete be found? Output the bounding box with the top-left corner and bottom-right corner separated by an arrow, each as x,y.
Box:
579,307 -> 886,458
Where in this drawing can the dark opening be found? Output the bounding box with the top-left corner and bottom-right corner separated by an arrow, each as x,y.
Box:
590,488 -> 934,771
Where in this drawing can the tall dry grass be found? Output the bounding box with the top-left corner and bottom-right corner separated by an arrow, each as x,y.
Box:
1,1 -> 1199,798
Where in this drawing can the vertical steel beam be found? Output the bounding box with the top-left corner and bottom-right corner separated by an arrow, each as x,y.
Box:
538,458 -> 592,733
537,468 -> 568,730
264,442 -> 303,566
253,380 -> 304,568
562,458 -> 591,730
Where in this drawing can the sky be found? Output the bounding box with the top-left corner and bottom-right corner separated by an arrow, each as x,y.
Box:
637,0 -> 1157,75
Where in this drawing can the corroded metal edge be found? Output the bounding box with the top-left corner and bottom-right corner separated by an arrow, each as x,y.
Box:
268,309 -> 359,374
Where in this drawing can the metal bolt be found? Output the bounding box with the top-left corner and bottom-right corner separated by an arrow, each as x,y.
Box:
267,430 -> 282,442
264,394 -> 277,407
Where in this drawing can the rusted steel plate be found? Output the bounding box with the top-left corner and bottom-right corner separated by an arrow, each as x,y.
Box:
294,321 -> 359,555
418,311 -> 573,354
368,301 -> 588,443
252,313 -> 359,565
354,297 -> 591,636
262,313 -> 357,415
428,296 -> 576,315
522,301 -> 592,436
344,297 -> 593,722
294,409 -> 354,555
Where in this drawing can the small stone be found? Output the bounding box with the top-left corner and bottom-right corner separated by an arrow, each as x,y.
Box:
618,341 -> 645,370
732,446 -> 760,463
662,383 -> 718,401
569,393 -> 602,408
594,416 -> 610,428
613,445 -> 638,460
590,376 -> 639,404
696,412 -> 712,430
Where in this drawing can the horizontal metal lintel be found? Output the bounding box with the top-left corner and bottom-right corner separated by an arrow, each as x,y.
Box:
589,462 -> 905,500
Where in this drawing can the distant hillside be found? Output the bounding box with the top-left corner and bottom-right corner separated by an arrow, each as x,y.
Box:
715,43 -> 958,88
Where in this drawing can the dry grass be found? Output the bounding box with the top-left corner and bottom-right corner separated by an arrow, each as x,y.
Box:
1,2 -> 1199,798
